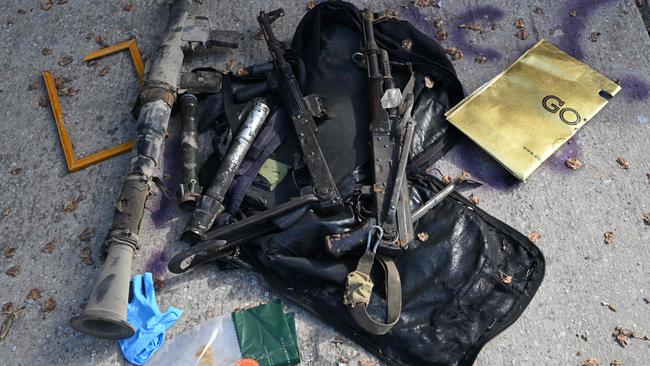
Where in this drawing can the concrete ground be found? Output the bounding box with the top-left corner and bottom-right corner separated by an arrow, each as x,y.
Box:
1,0 -> 649,365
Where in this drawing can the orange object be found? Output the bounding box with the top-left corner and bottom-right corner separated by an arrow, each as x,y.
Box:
83,39 -> 145,83
236,359 -> 260,366
43,71 -> 135,172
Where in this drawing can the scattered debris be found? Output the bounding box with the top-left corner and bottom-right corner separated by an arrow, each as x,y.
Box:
5,265 -> 20,277
99,67 -> 109,76
500,272 -> 513,285
590,32 -> 602,42
459,23 -> 482,32
644,212 -> 650,225
433,19 -> 444,28
122,2 -> 133,11
469,193 -> 480,205
570,9 -> 578,17
63,198 -> 80,213
58,56 -> 73,67
0,303 -> 25,341
10,167 -> 22,176
27,80 -> 39,91
644,297 -> 650,304
79,228 -> 95,241
417,232 -> 429,241
5,247 -> 15,258
17,8 -> 27,15
445,47 -> 463,61
42,47 -> 53,56
442,175 -> 452,185
80,247 -> 94,265
604,231 -> 615,245
514,18 -> 525,29
95,35 -> 109,48
225,58 -> 237,71
528,231 -> 541,243
616,157 -> 630,169
613,326 -> 650,347
610,361 -> 623,366
306,0 -> 317,10
424,75 -> 435,88
608,303 -> 618,312
435,30 -> 448,41
41,242 -> 55,254
1,207 -> 11,218
516,29 -> 530,40
565,157 -> 583,170
401,38 -> 413,50
41,0 -> 53,11
154,277 -> 165,291
359,361 -> 376,366
533,7 -> 544,15
26,288 -> 42,300
475,55 -> 487,64
57,0 -> 68,4
42,297 -> 56,312
86,60 -> 98,67
414,0 -> 440,8
582,358 -> 599,366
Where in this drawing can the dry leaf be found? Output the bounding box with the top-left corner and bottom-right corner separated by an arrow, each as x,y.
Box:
528,231 -> 541,243
608,303 -> 618,312
42,47 -> 53,56
122,2 -> 133,11
10,167 -> 22,176
79,228 -> 95,241
80,247 -> 94,265
2,207 -> 11,218
58,56 -> 73,66
514,18 -> 525,28
613,326 -> 632,347
5,265 -> 20,277
41,1 -> 53,11
469,193 -> 480,205
500,272 -> 513,285
99,67 -> 109,76
644,212 -> 650,225
5,247 -> 15,258
0,305 -> 25,341
590,32 -> 601,42
570,9 -> 578,17
306,0 -> 317,10
616,157 -> 630,169
582,358 -> 599,366
63,200 -> 78,213
517,29 -> 530,40
610,361 -> 623,366
442,175 -> 452,185
26,288 -> 42,300
424,75 -> 435,89
41,242 -> 55,254
42,297 -> 56,312
445,47 -> 463,61
53,75 -> 68,89
95,35 -> 108,48
417,232 -> 429,241
86,60 -> 98,67
433,19 -> 443,28
604,231 -> 615,245
27,80 -> 39,91
435,30 -> 448,41
475,55 -> 487,64
401,38 -> 413,50
565,157 -> 583,170
466,24 -> 482,32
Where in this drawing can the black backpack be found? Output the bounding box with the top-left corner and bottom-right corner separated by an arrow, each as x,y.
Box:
185,2 -> 545,365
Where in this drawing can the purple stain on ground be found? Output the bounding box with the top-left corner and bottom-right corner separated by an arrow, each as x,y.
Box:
616,76 -> 650,102
451,5 -> 505,59
445,137 -> 520,190
149,130 -> 182,228
556,0 -> 617,60
546,136 -> 582,172
145,250 -> 169,278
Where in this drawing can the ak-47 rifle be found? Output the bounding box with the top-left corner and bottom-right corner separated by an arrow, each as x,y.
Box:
258,9 -> 343,213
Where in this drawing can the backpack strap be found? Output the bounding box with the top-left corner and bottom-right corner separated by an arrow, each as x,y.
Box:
343,226 -> 402,335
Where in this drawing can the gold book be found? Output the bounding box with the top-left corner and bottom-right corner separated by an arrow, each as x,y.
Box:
445,40 -> 621,180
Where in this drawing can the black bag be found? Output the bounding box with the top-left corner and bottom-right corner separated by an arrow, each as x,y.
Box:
199,2 -> 545,365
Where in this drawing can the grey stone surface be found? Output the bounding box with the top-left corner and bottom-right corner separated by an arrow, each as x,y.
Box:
0,0 -> 648,365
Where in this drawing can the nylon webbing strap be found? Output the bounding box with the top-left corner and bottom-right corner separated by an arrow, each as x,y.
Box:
344,251 -> 402,335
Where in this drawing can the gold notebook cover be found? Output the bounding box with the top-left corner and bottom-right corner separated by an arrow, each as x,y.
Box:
445,40 -> 621,180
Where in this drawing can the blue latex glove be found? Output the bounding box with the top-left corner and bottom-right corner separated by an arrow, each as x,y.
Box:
119,272 -> 182,365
